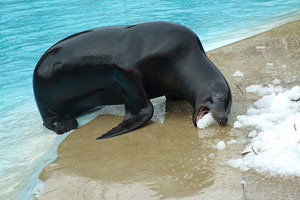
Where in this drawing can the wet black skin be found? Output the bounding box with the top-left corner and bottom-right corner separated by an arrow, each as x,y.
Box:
33,21 -> 232,139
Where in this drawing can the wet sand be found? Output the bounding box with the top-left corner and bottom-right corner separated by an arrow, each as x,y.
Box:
39,20 -> 300,200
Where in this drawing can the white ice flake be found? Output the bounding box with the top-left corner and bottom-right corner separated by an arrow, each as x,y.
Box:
233,71 -> 244,77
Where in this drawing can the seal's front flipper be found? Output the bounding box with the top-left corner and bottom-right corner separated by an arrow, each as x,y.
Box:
96,103 -> 153,139
96,70 -> 153,140
165,95 -> 184,101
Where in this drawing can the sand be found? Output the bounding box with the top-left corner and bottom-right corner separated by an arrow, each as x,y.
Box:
39,20 -> 300,200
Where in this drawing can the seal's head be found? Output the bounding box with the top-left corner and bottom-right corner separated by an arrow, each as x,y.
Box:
193,79 -> 232,127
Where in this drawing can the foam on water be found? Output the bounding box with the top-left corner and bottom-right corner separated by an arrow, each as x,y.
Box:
1,0 -> 300,199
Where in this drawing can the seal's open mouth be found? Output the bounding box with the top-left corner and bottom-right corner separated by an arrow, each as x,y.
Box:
196,106 -> 210,123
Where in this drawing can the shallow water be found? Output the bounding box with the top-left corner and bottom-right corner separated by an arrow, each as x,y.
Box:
0,0 -> 300,199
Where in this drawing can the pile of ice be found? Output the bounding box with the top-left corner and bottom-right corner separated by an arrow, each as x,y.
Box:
229,84 -> 300,176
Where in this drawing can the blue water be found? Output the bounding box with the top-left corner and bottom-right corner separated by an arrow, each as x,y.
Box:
0,0 -> 300,199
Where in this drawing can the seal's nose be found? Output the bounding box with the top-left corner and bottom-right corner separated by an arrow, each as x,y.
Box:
215,114 -> 228,126
219,118 -> 228,126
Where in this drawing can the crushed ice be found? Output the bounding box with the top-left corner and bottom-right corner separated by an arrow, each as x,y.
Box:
229,84 -> 300,176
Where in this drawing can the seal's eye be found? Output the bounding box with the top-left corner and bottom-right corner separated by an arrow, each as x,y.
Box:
206,97 -> 213,103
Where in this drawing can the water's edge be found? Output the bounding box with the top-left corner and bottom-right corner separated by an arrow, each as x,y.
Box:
17,133 -> 71,199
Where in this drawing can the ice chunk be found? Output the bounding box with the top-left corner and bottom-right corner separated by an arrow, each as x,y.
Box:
217,141 -> 226,150
234,121 -> 242,128
248,130 -> 257,138
266,62 -> 273,66
197,112 -> 215,129
227,139 -> 237,144
256,46 -> 265,50
246,84 -> 285,96
272,79 -> 281,85
233,71 -> 244,77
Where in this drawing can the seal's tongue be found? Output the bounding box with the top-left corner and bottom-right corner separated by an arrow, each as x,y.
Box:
195,106 -> 216,129
196,107 -> 209,124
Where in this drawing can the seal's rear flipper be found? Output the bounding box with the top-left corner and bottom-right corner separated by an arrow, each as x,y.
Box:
96,70 -> 153,140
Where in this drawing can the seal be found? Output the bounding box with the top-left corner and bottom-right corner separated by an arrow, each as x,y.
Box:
33,21 -> 232,140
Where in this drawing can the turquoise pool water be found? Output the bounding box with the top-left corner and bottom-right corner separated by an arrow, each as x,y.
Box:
1,0 -> 300,199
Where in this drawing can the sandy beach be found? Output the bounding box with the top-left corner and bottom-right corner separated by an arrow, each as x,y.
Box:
39,20 -> 300,200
